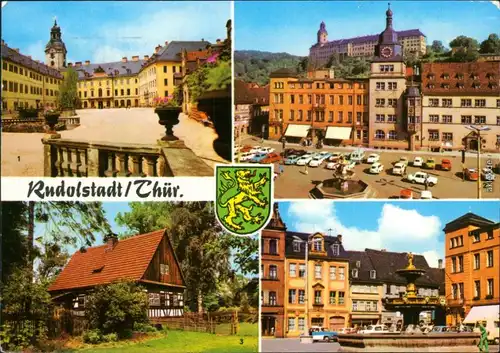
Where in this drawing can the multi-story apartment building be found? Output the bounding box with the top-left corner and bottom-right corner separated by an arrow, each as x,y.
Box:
1,40 -> 63,112
138,41 -> 210,106
443,213 -> 500,326
261,204 -> 287,338
345,251 -> 383,327
421,62 -> 500,152
71,57 -> 143,109
365,249 -> 444,326
309,16 -> 426,68
368,6 -> 409,150
234,80 -> 270,140
268,68 -> 369,146
285,232 -> 350,336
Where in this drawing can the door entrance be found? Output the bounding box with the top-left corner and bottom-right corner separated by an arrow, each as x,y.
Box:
98,101 -> 104,109
329,316 -> 345,330
262,316 -> 276,336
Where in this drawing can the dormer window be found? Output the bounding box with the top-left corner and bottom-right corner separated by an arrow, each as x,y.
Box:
332,244 -> 340,256
456,73 -> 464,80
487,73 -> 496,80
442,83 -> 450,89
471,73 -> 479,80
427,84 -> 435,89
293,240 -> 301,252
370,270 -> 377,279
312,237 -> 322,251
160,264 -> 169,275
442,74 -> 449,80
472,83 -> 481,89
356,261 -> 361,268
352,269 -> 358,278
457,83 -> 464,89
427,73 -> 435,80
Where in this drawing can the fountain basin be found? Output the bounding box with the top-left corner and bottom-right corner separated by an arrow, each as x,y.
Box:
310,179 -> 376,199
337,333 -> 480,352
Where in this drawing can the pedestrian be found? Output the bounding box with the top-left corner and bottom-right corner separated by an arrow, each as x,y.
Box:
281,136 -> 286,151
279,162 -> 284,175
424,177 -> 429,191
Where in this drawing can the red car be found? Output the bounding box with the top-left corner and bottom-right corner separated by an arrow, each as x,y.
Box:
440,159 -> 452,171
464,168 -> 479,181
261,153 -> 281,164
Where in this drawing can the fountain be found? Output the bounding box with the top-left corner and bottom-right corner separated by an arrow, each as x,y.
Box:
337,253 -> 481,352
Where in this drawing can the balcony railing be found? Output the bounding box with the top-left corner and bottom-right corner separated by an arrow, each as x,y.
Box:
42,136 -> 213,177
262,302 -> 280,307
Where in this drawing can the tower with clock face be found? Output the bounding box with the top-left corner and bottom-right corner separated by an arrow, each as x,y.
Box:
45,19 -> 67,70
368,4 -> 408,149
317,21 -> 328,45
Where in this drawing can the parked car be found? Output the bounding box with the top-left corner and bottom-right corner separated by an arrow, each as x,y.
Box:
424,158 -> 436,169
338,328 -> 356,334
349,150 -> 365,164
259,147 -> 275,154
429,326 -> 450,333
406,172 -> 438,186
328,152 -> 344,162
284,154 -> 302,165
312,329 -> 338,342
392,162 -> 406,176
250,152 -> 268,163
250,146 -> 262,153
309,155 -> 327,167
413,157 -> 424,167
440,159 -> 452,171
240,145 -> 253,152
326,160 -> 356,171
369,162 -> 384,174
366,154 -> 380,164
261,153 -> 281,164
296,154 -> 314,166
398,157 -> 409,167
420,190 -> 433,199
359,325 -> 390,334
239,152 -> 255,162
400,189 -> 414,199
482,168 -> 496,181
464,168 -> 479,181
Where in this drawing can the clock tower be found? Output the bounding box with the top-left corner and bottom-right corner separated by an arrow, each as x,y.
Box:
368,4 -> 408,149
317,21 -> 328,45
45,19 -> 67,70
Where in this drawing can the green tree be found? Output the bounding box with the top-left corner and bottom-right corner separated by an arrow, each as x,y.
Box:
205,61 -> 232,91
57,67 -> 79,110
479,33 -> 500,54
85,280 -> 148,337
449,35 -> 479,51
450,48 -> 480,62
431,40 -> 445,53
298,57 -> 309,73
1,202 -> 28,283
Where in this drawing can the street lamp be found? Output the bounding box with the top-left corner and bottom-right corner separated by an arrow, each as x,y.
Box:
292,235 -> 313,344
464,125 -> 491,199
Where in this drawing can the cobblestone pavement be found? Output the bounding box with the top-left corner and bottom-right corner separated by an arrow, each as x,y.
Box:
262,338 -> 340,352
2,108 -> 226,176
238,136 -> 500,199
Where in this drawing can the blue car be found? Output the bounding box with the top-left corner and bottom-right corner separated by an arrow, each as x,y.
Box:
312,330 -> 338,342
285,155 -> 301,165
250,153 -> 268,163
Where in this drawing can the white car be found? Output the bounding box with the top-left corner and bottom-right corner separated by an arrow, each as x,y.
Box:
296,154 -> 314,166
309,155 -> 325,167
407,172 -> 438,186
413,157 -> 424,167
482,168 -> 496,181
366,154 -> 380,164
392,162 -> 406,176
349,151 -> 365,164
398,157 -> 409,167
239,152 -> 255,162
326,161 -> 339,170
328,152 -> 344,162
369,162 -> 384,174
259,147 -> 275,154
359,325 -> 390,334
420,190 -> 433,199
250,146 -> 261,153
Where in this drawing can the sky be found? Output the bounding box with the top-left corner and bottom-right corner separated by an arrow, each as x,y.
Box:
277,200 -> 499,267
235,1 -> 500,56
1,1 -> 230,64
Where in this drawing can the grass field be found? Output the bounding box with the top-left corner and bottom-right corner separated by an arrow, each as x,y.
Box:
76,328 -> 258,353
214,322 -> 258,336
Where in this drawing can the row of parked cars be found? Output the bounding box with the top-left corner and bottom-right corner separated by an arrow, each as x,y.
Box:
235,145 -> 281,164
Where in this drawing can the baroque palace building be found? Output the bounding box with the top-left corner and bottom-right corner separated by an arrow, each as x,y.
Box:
443,213 -> 500,326
268,5 -> 500,152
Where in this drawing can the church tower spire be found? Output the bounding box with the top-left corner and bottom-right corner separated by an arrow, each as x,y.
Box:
45,19 -> 67,70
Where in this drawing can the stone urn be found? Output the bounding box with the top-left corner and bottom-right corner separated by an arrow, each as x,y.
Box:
44,112 -> 60,132
155,106 -> 182,141
197,85 -> 231,161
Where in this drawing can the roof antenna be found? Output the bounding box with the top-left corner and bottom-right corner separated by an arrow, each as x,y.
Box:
327,228 -> 333,237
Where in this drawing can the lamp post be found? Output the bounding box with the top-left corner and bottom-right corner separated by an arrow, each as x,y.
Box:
293,235 -> 313,344
465,125 -> 491,199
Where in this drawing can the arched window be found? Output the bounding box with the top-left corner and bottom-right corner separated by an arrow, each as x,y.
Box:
388,130 -> 397,140
375,130 -> 385,140
98,88 -> 103,97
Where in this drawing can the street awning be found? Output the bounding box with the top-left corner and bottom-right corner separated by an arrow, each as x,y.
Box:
325,127 -> 352,140
463,305 -> 499,324
285,124 -> 310,138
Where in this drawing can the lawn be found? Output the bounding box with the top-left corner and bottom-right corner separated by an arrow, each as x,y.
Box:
214,322 -> 258,336
76,329 -> 258,353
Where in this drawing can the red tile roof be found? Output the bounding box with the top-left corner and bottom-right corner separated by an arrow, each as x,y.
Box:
48,230 -> 166,292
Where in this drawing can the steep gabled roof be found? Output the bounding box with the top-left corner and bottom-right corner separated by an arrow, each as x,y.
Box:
345,250 -> 381,284
48,229 -> 167,292
443,212 -> 495,233
75,59 -> 145,79
285,232 -> 348,260
156,41 -> 211,62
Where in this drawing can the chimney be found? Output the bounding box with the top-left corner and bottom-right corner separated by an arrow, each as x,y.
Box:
164,41 -> 169,46
105,233 -> 118,251
144,55 -> 149,60
337,234 -> 342,243
438,259 -> 443,269
132,55 -> 139,62
84,60 -> 90,66
121,57 -> 128,63
155,45 -> 162,54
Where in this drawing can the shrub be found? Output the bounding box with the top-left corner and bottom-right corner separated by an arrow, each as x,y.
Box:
83,329 -> 102,344
85,280 -> 148,338
121,328 -> 133,339
102,333 -> 118,343
133,322 -> 157,333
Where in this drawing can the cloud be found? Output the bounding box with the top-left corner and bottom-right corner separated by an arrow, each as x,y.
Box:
23,40 -> 45,62
286,201 -> 444,266
489,1 -> 500,10
92,45 -> 127,63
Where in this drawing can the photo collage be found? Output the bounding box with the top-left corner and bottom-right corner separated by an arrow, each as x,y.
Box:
0,1 -> 499,352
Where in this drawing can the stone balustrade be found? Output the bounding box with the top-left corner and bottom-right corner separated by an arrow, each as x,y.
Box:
1,118 -> 46,126
58,117 -> 81,126
42,135 -> 213,177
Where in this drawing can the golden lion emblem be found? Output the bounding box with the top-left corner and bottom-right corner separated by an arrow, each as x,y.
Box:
218,169 -> 269,231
